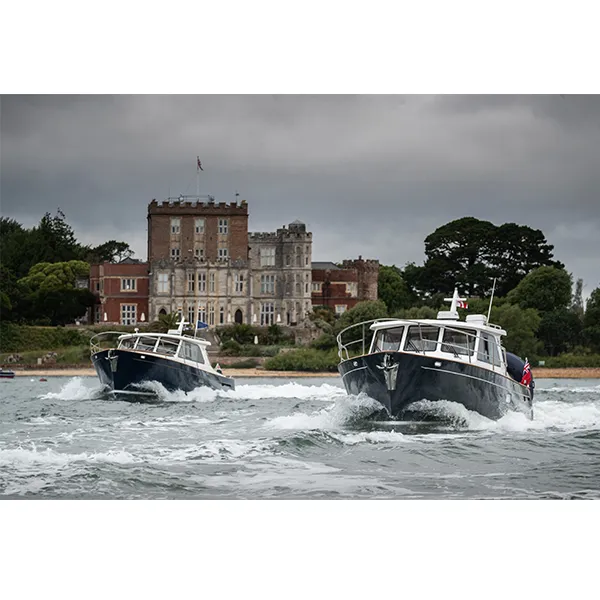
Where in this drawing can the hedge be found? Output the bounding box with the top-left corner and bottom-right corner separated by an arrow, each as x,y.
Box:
0,323 -> 90,353
542,354 -> 600,368
264,348 -> 339,372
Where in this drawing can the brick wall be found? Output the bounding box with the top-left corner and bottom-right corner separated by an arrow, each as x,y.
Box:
89,261 -> 149,324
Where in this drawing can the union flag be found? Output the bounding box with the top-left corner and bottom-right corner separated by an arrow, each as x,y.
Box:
520,359 -> 532,386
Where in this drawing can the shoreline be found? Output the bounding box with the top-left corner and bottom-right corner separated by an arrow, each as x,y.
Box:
8,367 -> 600,379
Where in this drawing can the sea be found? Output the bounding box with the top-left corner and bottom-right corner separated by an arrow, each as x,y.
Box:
1,375 -> 600,499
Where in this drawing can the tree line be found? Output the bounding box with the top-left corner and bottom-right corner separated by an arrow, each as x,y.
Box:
376,217 -> 599,360
0,211 -> 133,326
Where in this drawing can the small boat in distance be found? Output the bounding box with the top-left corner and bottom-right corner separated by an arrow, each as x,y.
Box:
90,317 -> 234,399
0,368 -> 16,379
336,288 -> 534,421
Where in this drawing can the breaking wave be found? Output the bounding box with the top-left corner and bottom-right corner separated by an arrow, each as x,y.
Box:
134,380 -> 346,403
405,397 -> 600,433
39,377 -> 104,401
266,393 -> 383,431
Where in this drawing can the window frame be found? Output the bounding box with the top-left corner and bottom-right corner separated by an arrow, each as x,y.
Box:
120,303 -> 137,325
121,278 -> 136,292
157,273 -> 170,294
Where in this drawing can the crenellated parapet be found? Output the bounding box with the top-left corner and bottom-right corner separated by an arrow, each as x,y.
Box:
148,197 -> 248,215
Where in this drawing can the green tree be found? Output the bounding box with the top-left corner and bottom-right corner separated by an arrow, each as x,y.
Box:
19,261 -> 90,291
335,300 -> 389,332
86,240 -> 134,264
391,306 -> 438,320
378,265 -> 415,313
490,303 -> 542,359
405,217 -> 562,298
489,223 -> 563,296
507,266 -> 572,314
537,308 -> 583,356
583,288 -> 600,352
16,260 -> 94,325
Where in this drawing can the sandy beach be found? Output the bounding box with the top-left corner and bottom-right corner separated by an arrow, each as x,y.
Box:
9,367 -> 600,379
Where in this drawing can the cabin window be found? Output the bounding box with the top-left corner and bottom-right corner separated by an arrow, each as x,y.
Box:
156,338 -> 179,356
404,325 -> 440,352
477,333 -> 502,366
441,328 -> 476,357
180,341 -> 205,364
135,337 -> 157,352
374,327 -> 405,352
119,338 -> 135,349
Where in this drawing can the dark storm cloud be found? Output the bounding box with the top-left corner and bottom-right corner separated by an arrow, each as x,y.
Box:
1,94 -> 599,290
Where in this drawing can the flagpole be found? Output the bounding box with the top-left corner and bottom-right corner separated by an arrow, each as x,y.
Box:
487,277 -> 497,323
196,156 -> 200,197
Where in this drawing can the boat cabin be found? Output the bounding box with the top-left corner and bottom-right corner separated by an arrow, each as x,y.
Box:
115,332 -> 211,368
368,289 -> 507,373
370,318 -> 505,370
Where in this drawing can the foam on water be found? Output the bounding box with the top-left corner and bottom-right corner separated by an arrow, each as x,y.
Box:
408,397 -> 600,434
39,377 -> 104,401
136,380 -> 346,403
0,445 -> 141,467
266,393 -> 382,431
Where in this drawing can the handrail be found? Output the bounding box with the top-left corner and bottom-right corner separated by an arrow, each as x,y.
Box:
90,331 -> 129,355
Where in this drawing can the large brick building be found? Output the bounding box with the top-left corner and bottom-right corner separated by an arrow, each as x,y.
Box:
147,196 -> 313,327
89,258 -> 149,325
311,256 -> 379,314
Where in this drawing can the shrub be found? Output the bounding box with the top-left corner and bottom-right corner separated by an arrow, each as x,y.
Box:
543,354 -> 600,368
264,348 -> 339,372
310,333 -> 337,351
0,323 -> 90,353
220,339 -> 242,356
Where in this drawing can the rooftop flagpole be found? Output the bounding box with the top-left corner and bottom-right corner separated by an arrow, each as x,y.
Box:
196,156 -> 203,197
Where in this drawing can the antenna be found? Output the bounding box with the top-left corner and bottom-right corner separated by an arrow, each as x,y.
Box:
487,278 -> 497,323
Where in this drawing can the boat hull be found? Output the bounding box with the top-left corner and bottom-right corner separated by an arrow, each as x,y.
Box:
91,349 -> 235,397
338,351 -> 533,420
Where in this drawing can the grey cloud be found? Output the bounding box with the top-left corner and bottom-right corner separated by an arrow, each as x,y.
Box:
1,94 -> 599,291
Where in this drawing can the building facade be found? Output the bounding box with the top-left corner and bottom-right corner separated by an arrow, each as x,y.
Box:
311,256 -> 379,314
249,220 -> 312,326
89,258 -> 149,325
147,196 -> 313,327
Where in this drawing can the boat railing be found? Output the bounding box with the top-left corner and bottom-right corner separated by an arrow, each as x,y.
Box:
90,331 -> 130,355
336,319 -> 397,361
336,319 -> 489,364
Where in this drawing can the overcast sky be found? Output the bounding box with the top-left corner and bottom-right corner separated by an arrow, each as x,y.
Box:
1,95 -> 599,293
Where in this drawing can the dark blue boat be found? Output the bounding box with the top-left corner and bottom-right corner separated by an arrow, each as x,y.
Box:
90,318 -> 234,399
337,289 -> 534,421
0,369 -> 16,379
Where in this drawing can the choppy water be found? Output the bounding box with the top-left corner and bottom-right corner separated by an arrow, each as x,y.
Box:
1,376 -> 600,499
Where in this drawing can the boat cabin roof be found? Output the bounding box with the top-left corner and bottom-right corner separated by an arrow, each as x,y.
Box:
117,332 -> 211,347
370,318 -> 506,337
